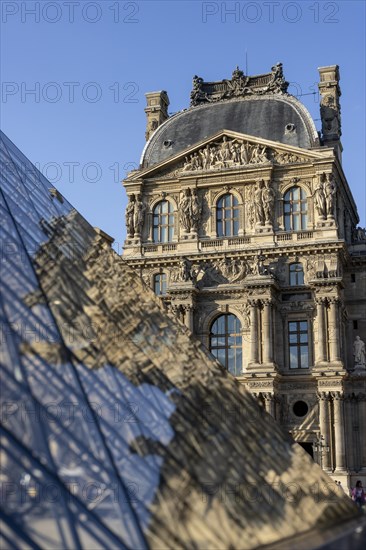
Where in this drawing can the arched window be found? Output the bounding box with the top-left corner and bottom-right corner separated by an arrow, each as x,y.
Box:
217,194 -> 239,237
289,263 -> 304,286
153,200 -> 174,243
209,314 -> 242,376
284,187 -> 307,231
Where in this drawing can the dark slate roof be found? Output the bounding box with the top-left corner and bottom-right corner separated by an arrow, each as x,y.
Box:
142,95 -> 319,168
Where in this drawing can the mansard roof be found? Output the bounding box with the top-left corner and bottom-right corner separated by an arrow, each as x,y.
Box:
142,94 -> 319,168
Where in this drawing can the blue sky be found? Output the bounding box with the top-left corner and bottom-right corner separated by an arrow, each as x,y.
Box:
1,0 -> 365,250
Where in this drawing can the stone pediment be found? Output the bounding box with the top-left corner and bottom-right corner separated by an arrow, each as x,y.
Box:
126,130 -> 331,181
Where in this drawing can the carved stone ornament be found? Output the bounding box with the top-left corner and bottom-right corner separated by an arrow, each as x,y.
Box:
171,257 -> 250,288
353,336 -> 366,370
179,137 -> 308,174
320,93 -> 341,139
352,226 -> 366,242
190,63 -> 289,106
125,193 -> 147,237
179,187 -> 202,233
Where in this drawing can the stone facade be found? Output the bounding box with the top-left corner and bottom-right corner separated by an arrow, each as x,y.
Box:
123,64 -> 366,490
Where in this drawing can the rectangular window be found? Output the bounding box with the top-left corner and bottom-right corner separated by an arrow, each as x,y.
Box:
351,273 -> 356,283
288,321 -> 309,369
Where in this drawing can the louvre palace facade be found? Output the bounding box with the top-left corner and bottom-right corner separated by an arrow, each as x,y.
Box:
123,64 -> 366,488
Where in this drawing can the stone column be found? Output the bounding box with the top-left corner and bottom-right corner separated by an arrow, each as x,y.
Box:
333,392 -> 346,472
358,393 -> 366,472
264,393 -> 275,417
146,211 -> 153,242
316,298 -> 327,362
317,392 -> 332,471
210,204 -> 217,237
262,300 -> 273,363
328,298 -> 341,362
183,305 -> 194,332
249,300 -> 259,363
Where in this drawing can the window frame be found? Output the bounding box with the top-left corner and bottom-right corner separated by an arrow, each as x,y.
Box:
216,193 -> 240,237
152,200 -> 174,243
288,320 -> 310,370
289,263 -> 305,286
209,313 -> 242,376
283,186 -> 308,231
153,273 -> 167,296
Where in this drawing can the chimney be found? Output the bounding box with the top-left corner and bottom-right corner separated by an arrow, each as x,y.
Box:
144,91 -> 170,141
318,65 -> 342,162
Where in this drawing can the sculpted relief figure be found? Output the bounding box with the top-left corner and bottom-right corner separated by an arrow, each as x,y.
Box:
262,180 -> 275,225
315,173 -> 337,221
253,180 -> 267,226
320,94 -> 340,136
314,177 -> 326,219
190,188 -> 202,232
125,194 -> 136,237
179,258 -> 191,282
353,336 -> 366,369
253,180 -> 275,226
179,189 -> 192,232
353,226 -> 366,242
219,136 -> 231,163
179,188 -> 202,233
133,194 -> 146,235
325,173 -> 337,219
190,75 -> 208,106
181,137 -> 270,172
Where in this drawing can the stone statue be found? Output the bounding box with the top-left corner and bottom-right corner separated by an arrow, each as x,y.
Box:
180,189 -> 192,231
320,95 -> 340,137
262,180 -> 275,225
314,178 -> 326,219
353,226 -> 366,242
179,187 -> 201,233
325,174 -> 337,219
190,188 -> 202,232
190,75 -> 206,106
254,180 -> 265,226
219,136 -> 231,164
353,336 -> 366,368
179,258 -> 191,282
125,194 -> 135,237
240,141 -> 250,164
133,194 -> 146,235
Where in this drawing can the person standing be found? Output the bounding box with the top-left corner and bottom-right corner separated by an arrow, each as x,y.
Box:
351,480 -> 365,510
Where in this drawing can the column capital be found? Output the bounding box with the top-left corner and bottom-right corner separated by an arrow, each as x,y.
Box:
262,392 -> 274,401
317,391 -> 330,401
332,391 -> 344,401
315,297 -> 327,305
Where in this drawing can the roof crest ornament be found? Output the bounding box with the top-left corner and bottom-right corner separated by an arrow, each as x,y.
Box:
190,63 -> 289,106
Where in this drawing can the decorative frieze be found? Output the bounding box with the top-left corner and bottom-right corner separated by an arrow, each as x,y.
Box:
179,136 -> 309,174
